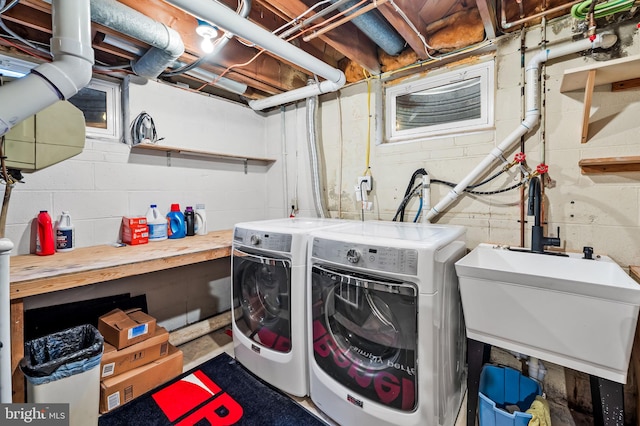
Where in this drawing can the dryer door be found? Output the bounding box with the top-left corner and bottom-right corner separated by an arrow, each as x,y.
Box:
310,264 -> 418,411
232,248 -> 292,353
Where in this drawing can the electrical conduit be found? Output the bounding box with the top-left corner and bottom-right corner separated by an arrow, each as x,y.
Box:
166,0 -> 346,111
424,33 -> 617,221
0,0 -> 94,136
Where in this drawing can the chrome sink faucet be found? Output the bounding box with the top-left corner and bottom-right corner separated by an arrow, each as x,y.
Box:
527,176 -> 561,253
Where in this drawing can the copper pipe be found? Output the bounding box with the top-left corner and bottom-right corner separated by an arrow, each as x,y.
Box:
501,0 -> 583,29
303,0 -> 390,42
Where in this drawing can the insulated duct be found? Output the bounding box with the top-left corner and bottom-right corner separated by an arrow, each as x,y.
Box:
306,85 -> 329,218
90,0 -> 184,79
166,0 -> 346,111
424,33 -> 617,221
329,0 -> 405,56
0,0 -> 94,136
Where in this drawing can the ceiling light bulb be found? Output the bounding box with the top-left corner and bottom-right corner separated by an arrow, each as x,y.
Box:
200,37 -> 214,54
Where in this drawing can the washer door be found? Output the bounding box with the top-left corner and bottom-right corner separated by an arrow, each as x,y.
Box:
233,248 -> 292,353
310,265 -> 418,411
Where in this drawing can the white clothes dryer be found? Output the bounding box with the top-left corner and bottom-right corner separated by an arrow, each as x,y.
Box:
307,221 -> 467,426
231,217 -> 349,397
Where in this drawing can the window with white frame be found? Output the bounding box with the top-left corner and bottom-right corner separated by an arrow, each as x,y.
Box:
384,59 -> 495,143
68,78 -> 122,140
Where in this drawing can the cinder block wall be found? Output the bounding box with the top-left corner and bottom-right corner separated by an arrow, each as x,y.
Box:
11,79 -> 268,331
6,79 -> 269,255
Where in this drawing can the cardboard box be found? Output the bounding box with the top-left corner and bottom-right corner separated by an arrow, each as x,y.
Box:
122,216 -> 147,227
100,326 -> 170,378
122,225 -> 149,245
98,308 -> 157,349
99,344 -> 183,413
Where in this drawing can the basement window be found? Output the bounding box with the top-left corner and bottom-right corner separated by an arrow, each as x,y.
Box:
68,78 -> 122,140
384,59 -> 495,143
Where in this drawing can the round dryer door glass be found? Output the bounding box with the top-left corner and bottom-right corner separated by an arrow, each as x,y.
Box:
232,249 -> 292,353
310,265 -> 418,411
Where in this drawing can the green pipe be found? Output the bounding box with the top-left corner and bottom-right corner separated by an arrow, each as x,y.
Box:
571,0 -> 635,19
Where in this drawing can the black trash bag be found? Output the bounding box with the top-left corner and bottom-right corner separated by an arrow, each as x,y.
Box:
20,324 -> 104,380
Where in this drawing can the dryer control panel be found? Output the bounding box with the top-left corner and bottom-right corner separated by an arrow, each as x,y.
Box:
234,228 -> 292,252
311,237 -> 418,275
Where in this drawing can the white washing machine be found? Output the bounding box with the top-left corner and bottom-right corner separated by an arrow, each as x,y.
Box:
307,221 -> 467,426
231,217 -> 349,397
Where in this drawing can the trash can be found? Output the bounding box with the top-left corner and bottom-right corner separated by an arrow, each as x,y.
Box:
478,364 -> 542,426
20,324 -> 104,426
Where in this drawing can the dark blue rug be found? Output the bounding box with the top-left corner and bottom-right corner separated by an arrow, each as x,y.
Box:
98,352 -> 328,425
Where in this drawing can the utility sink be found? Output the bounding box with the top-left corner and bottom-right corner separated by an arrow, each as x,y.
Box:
455,243 -> 640,383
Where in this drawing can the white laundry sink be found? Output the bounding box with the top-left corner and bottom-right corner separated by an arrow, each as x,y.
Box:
455,243 -> 640,383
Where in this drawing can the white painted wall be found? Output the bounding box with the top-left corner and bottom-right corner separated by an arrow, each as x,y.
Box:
6,79 -> 269,255
263,16 -> 640,420
266,17 -> 640,270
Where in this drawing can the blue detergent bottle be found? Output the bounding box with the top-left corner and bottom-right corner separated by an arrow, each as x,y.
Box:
167,203 -> 186,239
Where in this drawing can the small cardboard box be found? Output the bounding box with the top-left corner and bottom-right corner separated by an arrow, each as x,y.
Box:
100,326 -> 170,378
122,216 -> 147,227
122,225 -> 149,245
99,344 -> 183,413
98,308 -> 157,349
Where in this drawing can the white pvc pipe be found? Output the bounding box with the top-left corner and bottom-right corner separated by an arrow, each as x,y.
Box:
0,238 -> 14,403
422,174 -> 430,224
250,78 -> 345,111
424,33 -> 617,221
166,0 -> 346,111
0,0 -> 94,136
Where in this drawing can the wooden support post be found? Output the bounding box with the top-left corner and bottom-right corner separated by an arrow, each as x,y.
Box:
581,69 -> 596,144
10,299 -> 24,403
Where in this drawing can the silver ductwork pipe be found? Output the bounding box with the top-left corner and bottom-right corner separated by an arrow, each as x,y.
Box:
91,0 -> 184,79
329,0 -> 404,56
166,0 -> 346,111
0,0 -> 94,136
424,33 -> 617,221
306,86 -> 329,218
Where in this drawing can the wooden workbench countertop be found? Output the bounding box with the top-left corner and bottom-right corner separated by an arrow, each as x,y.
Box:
10,229 -> 233,300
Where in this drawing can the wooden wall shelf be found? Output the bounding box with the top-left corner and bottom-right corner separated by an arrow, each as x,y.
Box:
560,55 -> 640,144
578,156 -> 640,174
131,144 -> 276,173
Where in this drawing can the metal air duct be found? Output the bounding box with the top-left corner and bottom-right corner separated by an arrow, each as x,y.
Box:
91,0 -> 184,79
166,0 -> 346,111
329,0 -> 405,56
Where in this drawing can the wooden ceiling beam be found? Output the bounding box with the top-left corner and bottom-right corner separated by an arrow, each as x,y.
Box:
256,0 -> 381,73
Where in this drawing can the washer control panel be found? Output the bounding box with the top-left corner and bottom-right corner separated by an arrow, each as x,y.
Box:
234,228 -> 292,252
311,238 -> 418,275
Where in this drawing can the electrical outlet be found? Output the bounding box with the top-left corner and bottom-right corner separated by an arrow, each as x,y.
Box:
358,176 -> 372,192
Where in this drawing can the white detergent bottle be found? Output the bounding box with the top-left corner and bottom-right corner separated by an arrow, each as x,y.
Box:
146,204 -> 168,241
195,204 -> 207,236
55,211 -> 75,252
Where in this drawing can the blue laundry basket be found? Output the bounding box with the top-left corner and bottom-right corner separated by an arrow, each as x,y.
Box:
478,364 -> 542,426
